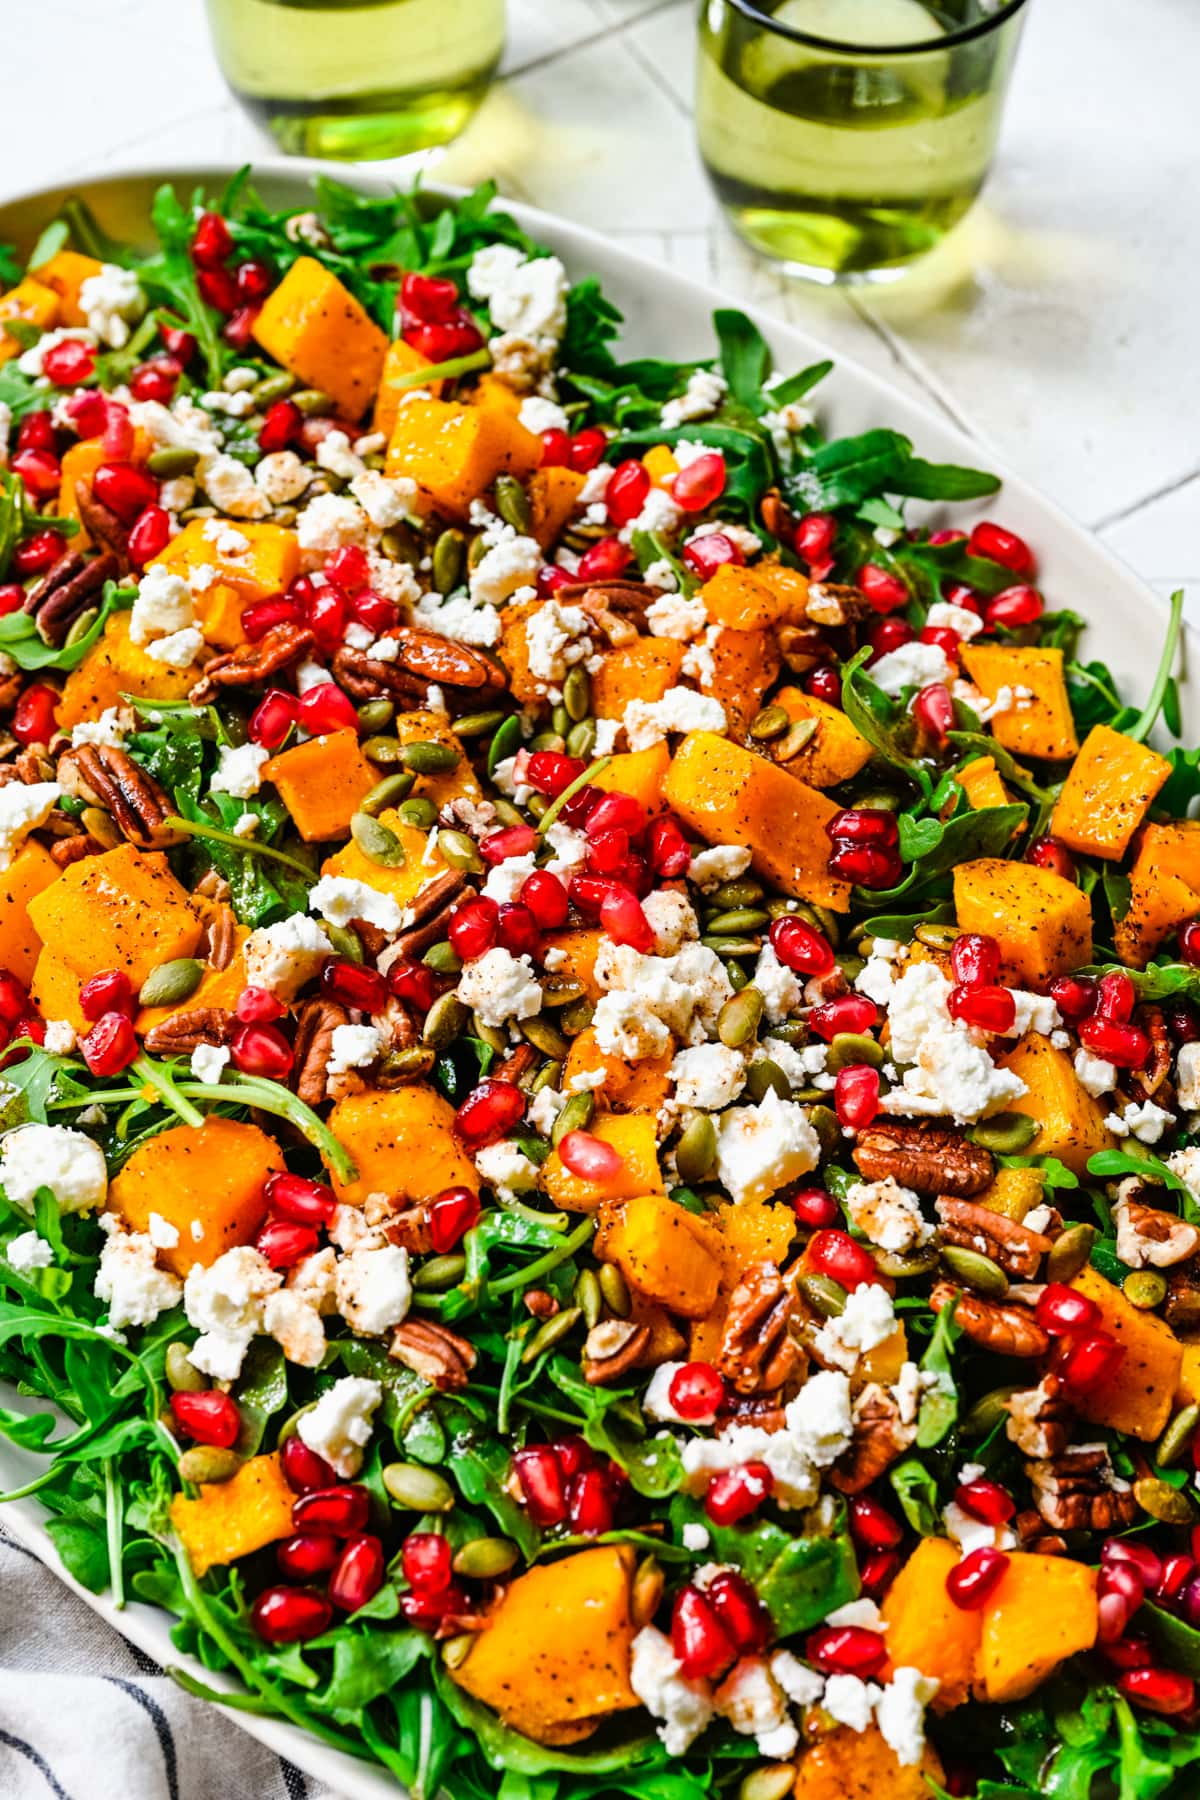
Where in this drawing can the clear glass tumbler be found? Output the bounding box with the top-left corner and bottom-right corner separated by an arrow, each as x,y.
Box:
696,0 -> 1029,283
204,0 -> 506,161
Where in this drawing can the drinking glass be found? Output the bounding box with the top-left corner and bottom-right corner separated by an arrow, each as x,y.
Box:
695,0 -> 1029,284
204,0 -> 506,161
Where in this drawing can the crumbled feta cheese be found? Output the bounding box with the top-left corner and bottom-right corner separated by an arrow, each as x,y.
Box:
714,1656 -> 798,1758
335,1244 -> 411,1336
1178,1042 -> 1200,1111
1005,990 -> 1063,1039
202,389 -> 257,419
620,486 -> 683,545
629,1626 -> 715,1756
94,1224 -> 182,1328
262,1289 -> 326,1367
844,1177 -> 933,1253
243,914 -> 333,999
309,873 -> 403,936
593,940 -> 732,1061
784,1369 -> 854,1469
813,1281 -> 897,1373
670,1043 -> 746,1112
233,812 -> 259,839
714,1089 -> 821,1206
130,565 -> 194,646
1074,1048 -> 1117,1097
349,468 -> 418,528
71,705 -> 134,748
642,1361 -> 694,1425
297,491 -> 368,555
927,599 -> 984,640
623,686 -> 727,751
1105,1099 -> 1174,1144
870,640 -> 955,697
642,890 -> 699,957
661,369 -> 727,430
525,601 -> 593,686
878,960 -> 1026,1123
197,453 -> 271,519
688,845 -> 752,891
456,947 -> 543,1028
770,1649 -> 825,1708
761,401 -> 816,451
470,532 -> 543,609
467,246 -> 569,350
190,1043 -> 230,1085
645,590 -> 707,640
0,1124 -> 106,1214
211,741 -> 269,799
876,1667 -> 939,1767
255,450 -> 310,505
643,558 -> 680,594
7,1230 -> 52,1274
296,1375 -> 383,1478
144,1211 -> 179,1251
327,1024 -> 385,1078
474,1139 -> 540,1202
412,589 -> 502,648
943,1460 -> 1018,1555
481,851 -> 539,906
315,429 -> 365,482
682,1522 -> 711,1552
184,1246 -> 281,1380
42,1020 -> 76,1056
145,626 -> 204,669
751,941 -> 804,1024
518,395 -> 569,435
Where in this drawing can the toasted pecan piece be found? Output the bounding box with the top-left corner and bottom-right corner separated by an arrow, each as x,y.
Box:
854,1122 -> 993,1197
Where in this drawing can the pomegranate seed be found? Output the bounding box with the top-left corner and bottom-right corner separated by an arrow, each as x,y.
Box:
427,1186 -> 481,1253
1103,1539 -> 1163,1589
536,567 -> 571,600
1097,970 -> 1136,1022
256,1219 -> 319,1270
520,870 -> 569,929
587,829 -> 631,877
170,1389 -> 241,1449
807,1624 -> 888,1677
93,462 -> 157,525
297,683 -> 359,735
792,1188 -> 839,1229
320,958 -> 387,1012
769,914 -> 834,975
400,1581 -> 468,1627
647,816 -> 692,877
128,356 -> 182,404
224,303 -> 263,349
127,505 -> 171,566
606,459 -> 650,527
1157,1553 -> 1193,1601
986,584 -> 1044,629
230,1021 -> 294,1080
388,960 -> 439,1011
673,452 -> 726,512
922,625 -> 962,658
0,974 -> 28,1028
930,530 -> 967,547
265,1173 -> 335,1228
252,1586 -> 332,1645
956,1478 -> 1015,1525
258,398 -> 302,453
292,1485 -> 370,1536
913,682 -> 954,742
192,210 -> 233,267
807,1228 -> 878,1291
559,782 -> 602,828
585,791 -> 645,837
834,1064 -> 880,1130
350,590 -> 398,636
17,411 -> 56,453
599,887 -> 654,952
869,617 -> 913,660
668,1362 -> 725,1422
568,873 -> 624,918
1035,1284 -> 1101,1335
951,932 -> 1001,988
848,1494 -> 904,1550
946,1546 -> 1009,1610
1119,1668 -> 1195,1716
11,448 -> 61,499
329,1533 -> 385,1611
237,985 -> 286,1024
1097,1559 -> 1147,1644
1049,975 -> 1096,1022
568,427 -> 607,472
277,1533 -> 340,1581
968,521 -> 1035,576
553,1436 -> 595,1479
1180,1573 -> 1200,1627
480,825 -> 538,866
1078,1014 -> 1150,1069
1178,921 -> 1200,968
455,1079 -> 525,1148
13,531 -> 67,575
449,896 -> 500,963
948,983 -> 1016,1033
795,512 -> 836,564
682,531 -> 742,579
495,902 -> 538,959
243,597 -> 302,642
1101,1635 -> 1154,1671
804,664 -> 841,704
708,1570 -> 770,1654
62,390 -> 108,437
1175,1001 -> 1200,1043
235,259 -> 273,302
829,842 -> 903,888
282,1435 -> 336,1494
513,1445 -> 568,1526
540,427 -> 570,467
248,688 -> 299,751
196,264 -> 239,313
306,585 -> 346,657
858,563 -> 908,612
526,751 -> 585,797
42,339 -> 96,386
828,808 -> 899,847
324,545 -> 368,595
578,535 -> 634,582
557,1130 -> 623,1182
12,684 -> 60,746
1058,1330 -> 1124,1393
80,1011 -> 137,1076
0,585 -> 25,618
672,1585 -> 736,1680
568,1468 -> 615,1535
860,1548 -> 903,1598
160,324 -> 196,363
810,995 -> 879,1042
78,970 -> 131,1022
403,1531 -> 453,1593
404,314 -> 484,362
103,406 -> 135,462
400,272 -> 460,323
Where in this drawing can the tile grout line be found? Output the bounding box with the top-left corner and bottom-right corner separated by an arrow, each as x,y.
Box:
1091,466 -> 1200,535
618,0 -> 694,121
503,0 -> 684,81
846,296 -> 992,446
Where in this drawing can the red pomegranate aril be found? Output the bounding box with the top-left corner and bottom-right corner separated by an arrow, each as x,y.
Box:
196,261 -> 239,313
795,512 -> 836,564
292,1484 -> 370,1537
540,427 -> 570,467
828,808 -> 899,848
913,682 -> 954,742
930,530 -> 968,547
235,986 -> 286,1028
869,617 -> 913,660
10,448 -> 61,499
256,1219 -> 320,1271
160,323 -> 196,363
568,427 -> 607,473
12,684 -> 60,746
400,272 -> 460,324
404,314 -> 484,362
128,356 -> 183,404
12,531 -> 67,576
1181,1573 -> 1200,1628
243,597 -> 302,642
282,1434 -> 336,1495
1100,1635 -> 1154,1671
400,1581 -> 468,1628
1078,1014 -> 1150,1070
520,869 -> 569,929
449,896 -> 500,962
80,1011 -> 137,1077
78,970 -> 132,1023
170,1389 -> 241,1449
986,584 -> 1044,630
808,1227 -> 879,1291
265,1172 -> 336,1229
93,461 -> 157,524
513,1445 -> 568,1527
672,1585 -> 736,1680
568,873 -> 624,918
248,688 -> 299,751
848,1494 -> 904,1550
600,887 -> 654,952
428,1186 -> 481,1254
455,1078 -> 525,1148
1049,974 -> 1096,1021
568,1468 -> 615,1535
558,782 -> 602,827
553,1435 -> 594,1479
192,210 -> 233,267
481,825 -> 538,866
1097,1560 -> 1147,1645
810,995 -> 879,1042
329,1533 -> 385,1612
834,1064 -> 880,1131
807,1624 -> 888,1677
948,983 -> 1016,1033
1119,1667 -> 1195,1717
672,452 -> 726,512
951,931 -> 1001,988
7,1015 -> 44,1056
708,1570 -> 770,1655
306,585 -> 347,657
388,959 -> 440,1011
1175,1001 -> 1200,1042
298,682 -> 359,736
1035,1284 -> 1101,1335
224,303 -> 263,350
769,914 -> 835,975
858,562 -> 908,612
946,1547 -> 1010,1611
1157,1554 -> 1193,1602
922,625 -> 962,658
323,545 -> 368,595
830,840 -> 902,889
558,1130 -> 623,1182
1058,1330 -> 1124,1392
860,1548 -> 903,1598
230,1021 -> 294,1080
585,791 -> 645,838
648,815 -> 692,878
956,1478 -> 1015,1525
968,521 -> 1035,576
495,902 -> 539,959
62,390 -> 108,437
0,974 -> 26,1029
320,958 -> 388,1012
42,338 -> 96,386
668,1361 -> 725,1422
526,751 -> 586,797
792,1187 -> 839,1230
803,664 -> 841,705
0,585 -> 24,619
536,568 -> 572,602
128,505 -> 171,566
1097,969 -> 1136,1023
235,258 -> 273,302
103,405 -> 135,462
1103,1539 -> 1163,1588
577,536 -> 633,582
682,531 -> 742,579
17,411 -> 56,453
258,398 -> 302,453
350,590 -> 399,636
276,1532 -> 341,1581
252,1586 -> 333,1645
402,1529 -> 453,1595
606,459 -> 651,527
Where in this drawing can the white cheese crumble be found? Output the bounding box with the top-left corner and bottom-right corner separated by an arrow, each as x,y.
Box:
623,686 -> 727,751
335,1244 -> 411,1336
661,369 -> 727,430
688,845 -> 752,891
455,947 -> 543,1028
713,1089 -> 821,1206
844,1177 -> 933,1253
184,1246 -> 282,1381
7,1230 -> 52,1274
189,1043 -> 230,1085
309,874 -> 403,936
296,1375 -> 383,1478
629,1626 -> 715,1756
94,1222 -> 182,1328
327,1023 -> 385,1077
211,741 -> 269,800
243,914 -> 333,1000
669,1043 -> 746,1112
870,640 -> 955,697
813,1281 -> 897,1373
0,1124 -> 106,1214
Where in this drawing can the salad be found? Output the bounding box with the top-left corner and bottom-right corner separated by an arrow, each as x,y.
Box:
0,172 -> 1197,1800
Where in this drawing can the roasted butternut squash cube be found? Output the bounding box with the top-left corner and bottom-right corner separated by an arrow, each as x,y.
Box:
29,250 -> 102,326
601,1192 -> 723,1318
136,925 -> 249,1039
701,563 -> 810,631
957,754 -> 1010,810
251,255 -> 388,420
0,278 -> 59,364
150,517 -> 300,611
1115,869 -> 1200,969
642,444 -> 679,487
881,1536 -> 981,1708
170,1452 -> 297,1578
1176,1342 -> 1200,1409
262,729 -> 375,841
373,337 -> 441,439
0,841 -> 59,985
110,1118 -> 282,1276
1133,818 -> 1200,891
795,1724 -> 943,1800
978,1165 -> 1045,1222
542,1114 -> 663,1212
326,1087 -> 478,1207
774,686 -> 873,787
1069,1264 -> 1182,1441
960,644 -> 1078,759
709,626 -> 781,736
953,856 -> 1091,990
664,731 -> 851,911
57,612 -> 195,728
453,1546 -> 639,1745
497,600 -> 541,706
469,372 -> 523,415
588,744 -> 671,816
321,811 -> 446,911
563,1028 -> 673,1116
592,639 -> 685,721
390,711 -> 480,809
385,397 -> 540,517
528,465 -> 585,550
995,1033 -> 1115,1178
543,927 -> 604,1003
713,1198 -> 796,1278
977,1553 -> 1098,1702
30,951 -> 87,1035
29,844 -> 203,990
1050,724 -> 1170,861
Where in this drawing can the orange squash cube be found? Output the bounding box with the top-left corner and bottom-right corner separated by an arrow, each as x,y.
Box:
135,926 -> 249,1040
29,844 -> 202,990
709,625 -> 781,736
0,841 -> 60,985
712,1198 -> 797,1279
592,639 -> 685,720
995,1033 -> 1115,1178
170,1452 -> 297,1578
542,1114 -> 663,1212
30,951 -> 87,1036
774,685 -> 873,787
29,250 -> 103,325
1069,1264 -> 1183,1441
600,1192 -> 723,1318
795,1724 -> 943,1800
528,466 -> 585,550
374,337 -> 442,439
960,644 -> 1078,760
262,729 -> 375,841
150,517 -> 300,614
321,811 -> 447,911
325,1087 -> 479,1207
977,1553 -> 1098,1702
953,856 -> 1091,989
881,1536 -> 982,1707
390,711 -> 480,809
110,1117 -> 282,1276
385,397 -> 540,518
1050,724 -> 1171,861
701,563 -> 811,631
0,278 -> 59,364
57,612 -> 195,727
562,1028 -> 673,1116
957,754 -> 1010,810
252,256 -> 388,420
542,927 -> 604,1002
588,744 -> 671,815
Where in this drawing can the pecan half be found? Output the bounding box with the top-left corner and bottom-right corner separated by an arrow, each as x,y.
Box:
375,996 -> 417,1052
1114,1193 -> 1200,1269
331,647 -> 433,708
493,1041 -> 537,1085
335,628 -> 506,700
50,834 -> 102,867
583,1319 -> 652,1385
930,1281 -> 1049,1357
805,582 -> 873,628
188,622 -> 315,702
291,997 -> 349,1106
1013,1510 -> 1067,1556
194,869 -> 232,902
75,480 -> 130,568
201,902 -> 239,972
385,1207 -> 433,1254
25,550 -> 120,646
389,870 -> 474,960
389,1319 -> 477,1390
830,1383 -> 917,1494
854,1122 -> 993,1197
1025,1445 -> 1138,1533
143,1006 -> 235,1055
1129,1004 -> 1172,1102
57,744 -> 184,849
557,581 -> 646,647
718,1261 -> 803,1395
759,489 -> 796,541
936,1197 -> 1051,1279
1005,1375 -> 1072,1458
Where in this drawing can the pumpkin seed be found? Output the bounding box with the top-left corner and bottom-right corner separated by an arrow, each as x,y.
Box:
488,712 -> 524,774
147,445 -> 200,477
361,771 -> 415,815
632,1555 -> 665,1628
514,1018 -> 561,1062
718,987 -> 764,1049
1134,1476 -> 1195,1525
272,504 -> 298,526
765,898 -> 801,920
351,811 -> 407,868
826,1031 -> 884,1073
453,1536 -> 520,1580
551,702 -> 571,739
726,960 -> 750,991
855,789 -> 904,813
381,521 -> 422,564
706,907 -> 771,936
1124,1269 -> 1168,1310
873,1246 -> 939,1279
799,1273 -> 847,1318
701,935 -> 760,958
745,1058 -> 789,1102
969,1112 -> 1040,1155
562,665 -> 591,723
379,1045 -> 436,1083
559,995 -> 594,1035
356,697 -> 395,735
1045,1222 -> 1097,1283
251,370 -> 296,406
437,827 -> 484,873
472,1017 -> 508,1055
412,1253 -> 467,1291
467,531 -> 489,572
775,718 -> 819,762
166,1342 -> 207,1393
710,878 -> 765,909
363,734 -> 405,765
441,1634 -> 474,1671
292,386 -> 334,415
63,606 -> 99,649
739,1766 -> 796,1800
914,922 -> 960,951
325,923 -> 365,963
178,1446 -> 241,1485
749,704 -> 790,741
566,719 -> 597,760
552,1091 -> 594,1146
492,798 -> 526,829
453,709 -> 507,738
527,792 -> 550,820
675,1113 -> 717,1183
1157,1403 -> 1200,1468
383,1462 -> 456,1512
403,739 -> 460,775
399,796 -> 438,829
961,1384 -> 1020,1438
575,1267 -> 603,1329
529,730 -> 565,754
139,958 -> 204,1008
423,992 -> 469,1047
521,1306 -> 582,1363
531,1061 -> 563,1095
941,1244 -> 1009,1297
807,1104 -> 839,1154
598,1261 -> 630,1318
495,474 -> 532,534
542,980 -> 585,1009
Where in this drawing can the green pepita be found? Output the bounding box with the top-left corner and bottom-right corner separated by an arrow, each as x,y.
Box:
472,1016 -> 508,1055
494,474 -> 532,534
775,719 -> 819,762
914,922 -> 960,951
178,1446 -> 241,1485
355,697 -> 395,735
146,445 -> 200,477
292,387 -> 334,415
529,730 -> 565,754
566,719 -> 597,760
798,1273 -> 847,1318
1124,1269 -> 1168,1310
738,1766 -> 797,1800
423,992 -> 469,1047
437,828 -> 484,873
711,878 -> 764,910
748,704 -> 790,741
399,796 -> 439,830
251,370 -> 296,406
453,710 -> 507,738
403,739 -> 460,775
718,987 -> 764,1049
941,1244 -> 1009,1297
452,1537 -> 520,1580
432,529 -> 466,595
826,1031 -> 884,1073
562,665 -> 591,724
807,1104 -> 839,1154
575,1267 -> 603,1329
139,959 -> 204,1008
492,798 -> 526,829
872,1246 -> 939,1278
1045,1222 -> 1097,1283
552,1091 -> 594,1146
412,1253 -> 467,1291
81,806 -> 122,849
63,607 -> 99,649
521,1015 -> 569,1059
381,521 -> 422,564
325,923 -> 365,964
1157,1404 -> 1200,1468
521,1306 -> 583,1363
705,907 -> 771,936
361,771 -> 415,815
559,995 -> 594,1035
701,936 -> 760,958
165,1342 -> 207,1393
350,811 -> 407,868
542,979 -> 585,1009
960,1385 -> 1020,1438
379,1045 -> 436,1083
383,1462 -> 456,1511
726,960 -> 750,991
442,1634 -> 474,1671
598,1261 -> 630,1318
745,1058 -> 789,1102
488,713 -> 524,775
551,702 -> 571,739
969,1112 -> 1041,1155
1134,1476 -> 1194,1525
675,1113 -> 717,1183
363,734 -> 405,765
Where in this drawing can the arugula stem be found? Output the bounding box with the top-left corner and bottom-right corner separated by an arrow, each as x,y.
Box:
386,347 -> 491,392
164,815 -> 317,881
536,757 -> 613,835
1128,589 -> 1185,743
133,1055 -> 205,1131
489,1216 -> 595,1296
104,1456 -> 126,1609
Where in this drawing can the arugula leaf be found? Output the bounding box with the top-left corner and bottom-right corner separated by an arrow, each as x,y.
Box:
889,1456 -> 941,1535
714,308 -> 770,413
1126,589 -> 1185,745
137,184 -> 227,387
690,1502 -> 859,1637
917,1296 -> 961,1447
783,428 -> 997,512
0,579 -> 130,672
